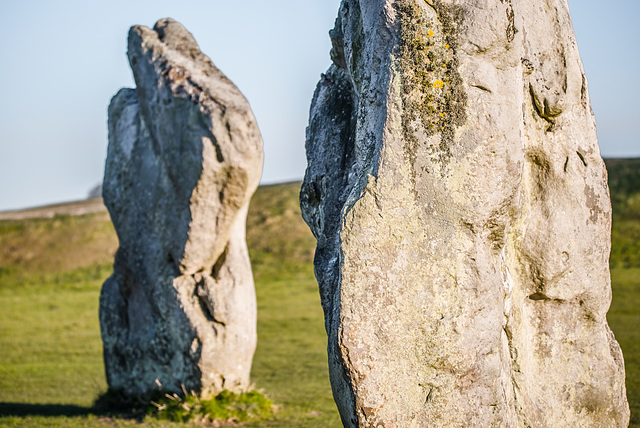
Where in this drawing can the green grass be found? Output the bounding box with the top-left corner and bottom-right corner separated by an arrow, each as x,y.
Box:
0,168 -> 639,426
0,265 -> 108,407
609,268 -> 640,426
0,183 -> 340,427
611,219 -> 640,269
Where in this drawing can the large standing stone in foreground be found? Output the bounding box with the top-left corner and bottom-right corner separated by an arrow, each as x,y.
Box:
300,1 -> 629,426
100,18 -> 263,398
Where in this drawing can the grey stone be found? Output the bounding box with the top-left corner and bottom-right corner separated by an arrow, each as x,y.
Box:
100,18 -> 263,398
300,1 -> 630,426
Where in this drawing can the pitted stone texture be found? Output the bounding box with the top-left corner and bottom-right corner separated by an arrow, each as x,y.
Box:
100,18 -> 263,398
300,1 -> 629,426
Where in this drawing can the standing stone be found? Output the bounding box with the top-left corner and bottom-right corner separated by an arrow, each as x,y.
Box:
300,1 -> 629,426
100,18 -> 263,398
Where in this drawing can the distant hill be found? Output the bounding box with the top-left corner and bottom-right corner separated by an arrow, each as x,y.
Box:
0,182 -> 314,277
0,198 -> 106,221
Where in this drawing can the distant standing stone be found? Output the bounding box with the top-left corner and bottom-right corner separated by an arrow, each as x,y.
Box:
300,0 -> 629,426
100,18 -> 263,398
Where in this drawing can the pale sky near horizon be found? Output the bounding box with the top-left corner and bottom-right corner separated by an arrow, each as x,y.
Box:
0,0 -> 638,212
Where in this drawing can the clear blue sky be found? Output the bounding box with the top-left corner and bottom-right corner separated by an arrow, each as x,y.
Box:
0,0 -> 638,211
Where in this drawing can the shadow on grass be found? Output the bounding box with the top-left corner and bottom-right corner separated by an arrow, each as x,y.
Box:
0,402 -> 94,417
0,394 -> 147,420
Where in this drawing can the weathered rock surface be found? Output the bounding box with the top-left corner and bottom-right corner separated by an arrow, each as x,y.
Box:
100,18 -> 263,398
300,1 -> 629,426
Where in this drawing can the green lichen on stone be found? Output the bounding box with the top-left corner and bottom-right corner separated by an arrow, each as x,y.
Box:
395,0 -> 467,158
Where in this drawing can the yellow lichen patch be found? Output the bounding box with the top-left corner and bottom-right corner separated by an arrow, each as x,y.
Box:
395,0 -> 467,158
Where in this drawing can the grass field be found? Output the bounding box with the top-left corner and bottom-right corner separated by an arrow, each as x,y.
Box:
0,183 -> 342,427
0,160 -> 639,426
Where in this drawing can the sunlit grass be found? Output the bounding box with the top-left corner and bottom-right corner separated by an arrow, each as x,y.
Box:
0,183 -> 341,427
609,268 -> 640,427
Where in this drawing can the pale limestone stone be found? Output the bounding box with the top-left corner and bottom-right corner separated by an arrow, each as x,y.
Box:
100,18 -> 263,398
300,1 -> 629,426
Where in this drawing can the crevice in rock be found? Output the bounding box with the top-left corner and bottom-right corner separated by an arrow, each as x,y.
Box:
197,292 -> 215,322
211,243 -> 228,279
576,151 -> 587,167
528,292 -> 564,303
194,277 -> 226,327
207,134 -> 224,163
425,386 -> 434,404
472,84 -> 492,93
